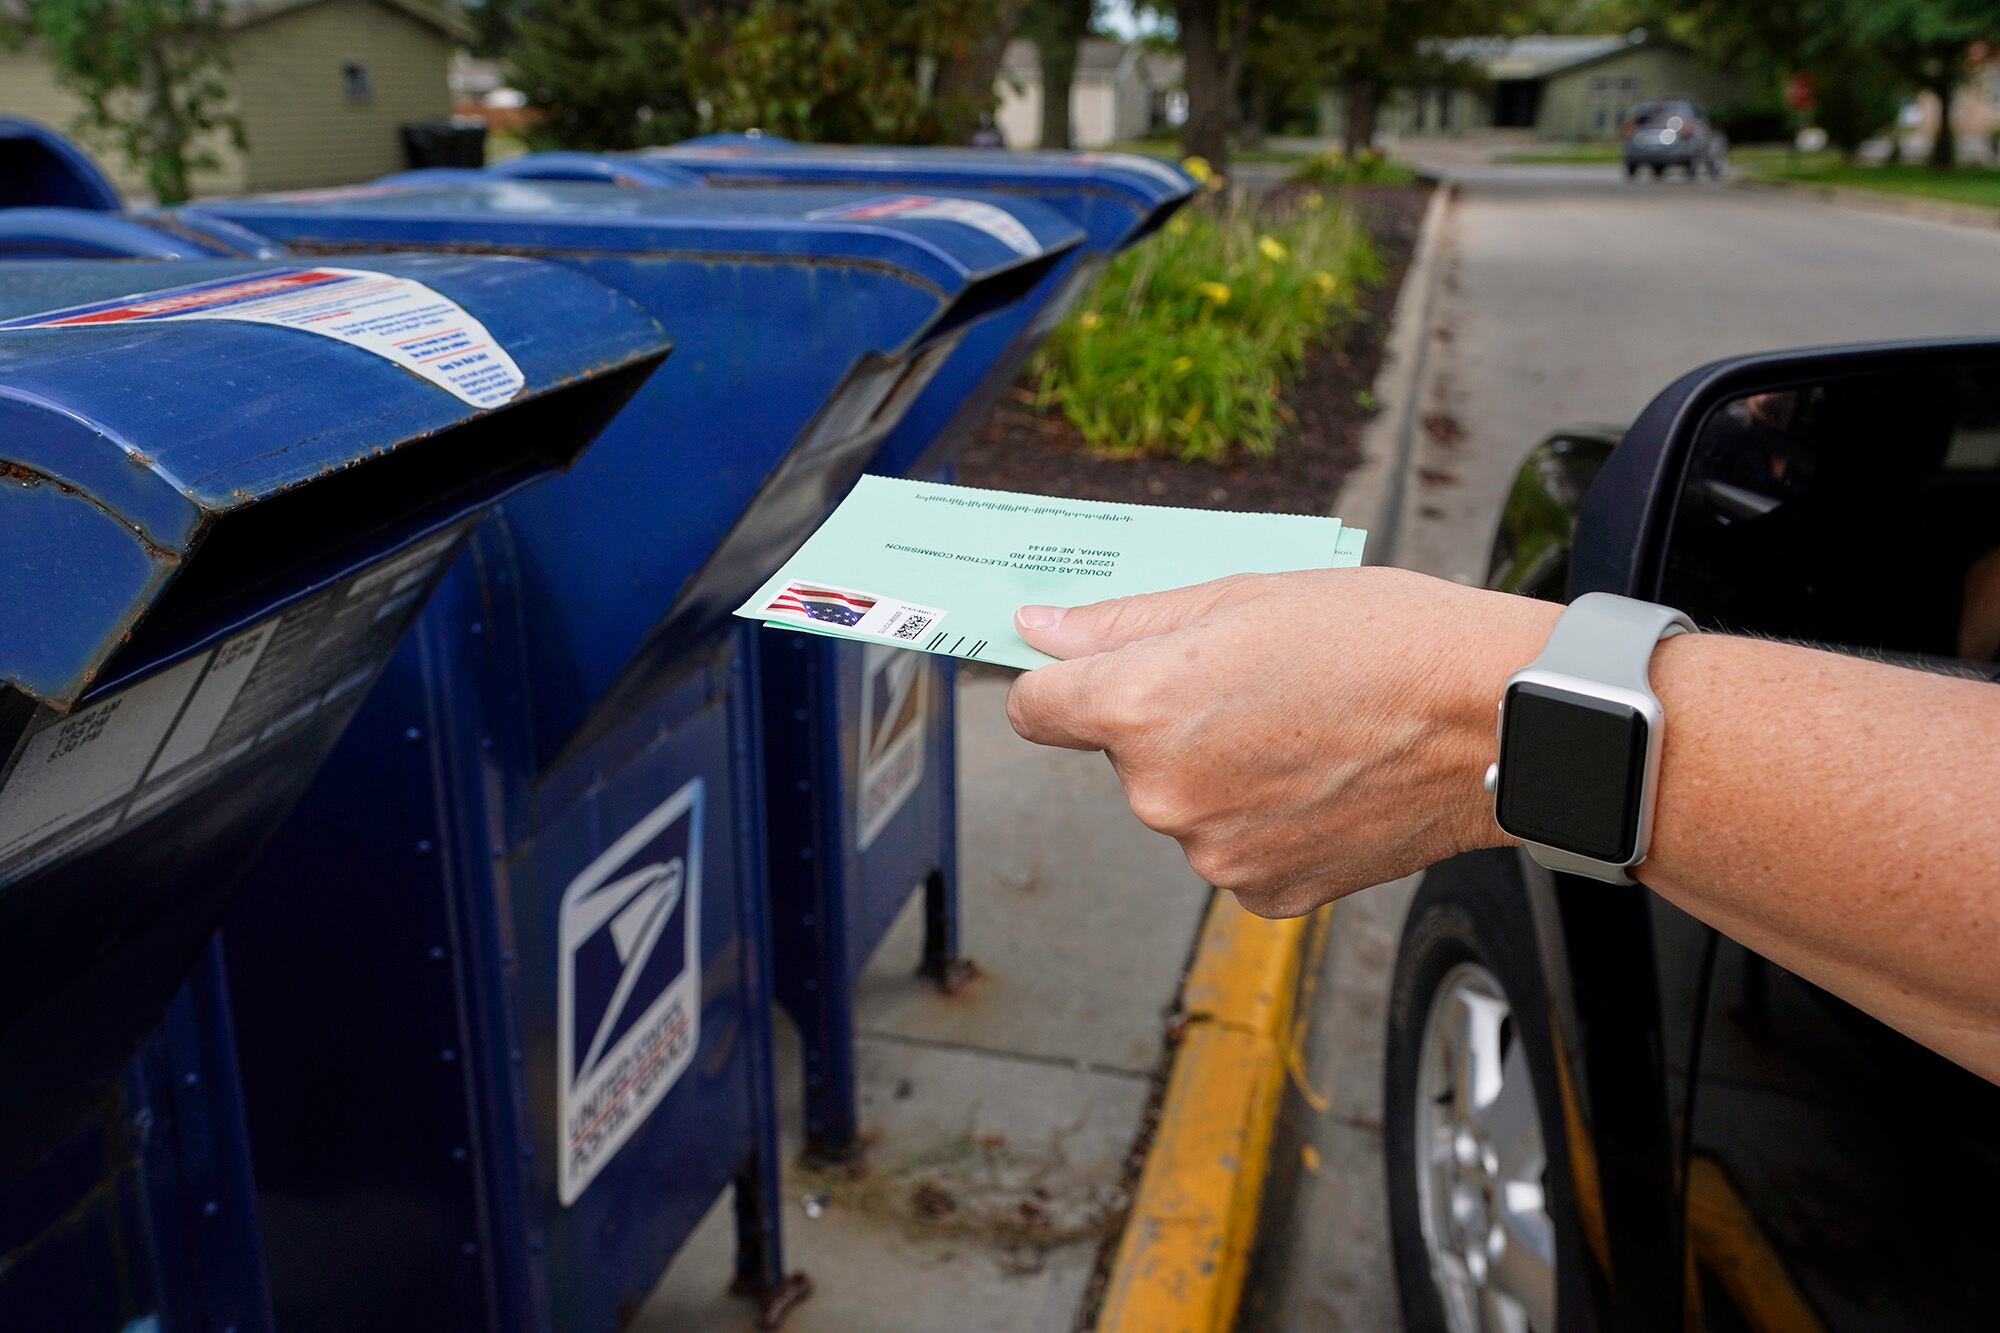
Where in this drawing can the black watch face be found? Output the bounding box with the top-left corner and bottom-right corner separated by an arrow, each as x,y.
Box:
1494,682 -> 1649,864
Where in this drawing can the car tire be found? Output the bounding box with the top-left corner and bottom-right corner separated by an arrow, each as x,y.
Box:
1385,855 -> 1575,1333
1623,162 -> 1638,179
1650,163 -> 1664,178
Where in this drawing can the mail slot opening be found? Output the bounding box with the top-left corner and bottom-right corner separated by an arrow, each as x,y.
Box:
111,357 -> 657,684
922,253 -> 1064,345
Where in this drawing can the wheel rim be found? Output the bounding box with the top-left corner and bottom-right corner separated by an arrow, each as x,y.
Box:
1412,962 -> 1557,1333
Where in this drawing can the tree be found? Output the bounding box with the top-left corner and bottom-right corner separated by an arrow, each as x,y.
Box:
509,0 -> 702,149
1019,0 -> 1096,148
510,0 -> 1008,149
691,0 -> 1011,143
1175,0 -> 1254,170
20,0 -> 240,204
1847,0 -> 1998,169
1302,0 -> 1516,157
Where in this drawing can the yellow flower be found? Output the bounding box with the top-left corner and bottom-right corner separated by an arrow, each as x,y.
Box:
1078,311 -> 1104,331
1301,190 -> 1325,210
1166,215 -> 1191,236
1195,280 -> 1231,305
1257,235 -> 1289,262
1182,155 -> 1212,183
1312,271 -> 1337,294
1170,354 -> 1195,375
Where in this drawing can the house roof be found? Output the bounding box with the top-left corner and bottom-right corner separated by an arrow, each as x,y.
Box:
1430,32 -> 1646,81
227,0 -> 471,43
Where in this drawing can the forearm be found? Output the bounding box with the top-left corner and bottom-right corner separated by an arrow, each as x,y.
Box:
1447,598 -> 2000,1079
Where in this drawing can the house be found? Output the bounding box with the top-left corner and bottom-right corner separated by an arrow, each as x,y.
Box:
996,37 -> 1179,149
1319,31 -> 1740,143
0,0 -> 466,202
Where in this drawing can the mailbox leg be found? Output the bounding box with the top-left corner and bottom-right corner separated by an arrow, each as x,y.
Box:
918,658 -> 976,995
802,978 -> 863,1162
731,635 -> 813,1325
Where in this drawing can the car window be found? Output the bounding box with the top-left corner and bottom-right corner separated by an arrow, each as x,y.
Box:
1659,366 -> 2000,663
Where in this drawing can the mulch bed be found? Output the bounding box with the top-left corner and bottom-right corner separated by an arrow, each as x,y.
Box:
960,180 -> 1433,516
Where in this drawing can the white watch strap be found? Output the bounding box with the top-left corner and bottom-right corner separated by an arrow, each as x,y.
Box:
1530,592 -> 1694,686
1520,593 -> 1694,885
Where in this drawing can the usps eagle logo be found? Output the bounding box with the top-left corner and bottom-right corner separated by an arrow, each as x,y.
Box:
769,582 -> 876,628
557,778 -> 703,1205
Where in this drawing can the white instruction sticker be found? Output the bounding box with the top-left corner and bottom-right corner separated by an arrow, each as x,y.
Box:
559,779 -> 703,1205
0,267 -> 525,408
857,645 -> 927,851
807,194 -> 1039,257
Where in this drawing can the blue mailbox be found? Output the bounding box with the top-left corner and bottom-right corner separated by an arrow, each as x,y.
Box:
167,180 -> 1082,1328
0,116 -> 122,210
0,255 -> 671,1331
407,142 -> 1194,1158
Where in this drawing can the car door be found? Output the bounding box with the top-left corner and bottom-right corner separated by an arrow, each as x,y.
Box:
1638,358 -> 2000,1330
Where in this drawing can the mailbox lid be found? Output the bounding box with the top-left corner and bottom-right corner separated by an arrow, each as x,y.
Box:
0,116 -> 121,211
178,178 -> 1085,297
651,135 -> 1196,247
0,254 -> 671,710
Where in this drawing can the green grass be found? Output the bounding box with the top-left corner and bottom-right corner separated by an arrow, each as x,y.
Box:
1028,193 -> 1382,463
1492,142 -> 1624,164
1742,156 -> 2000,211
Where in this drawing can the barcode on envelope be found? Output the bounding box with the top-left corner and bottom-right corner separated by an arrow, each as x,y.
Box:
889,610 -> 935,641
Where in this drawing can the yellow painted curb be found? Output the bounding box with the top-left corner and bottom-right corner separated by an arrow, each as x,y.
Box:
1097,894 -> 1322,1331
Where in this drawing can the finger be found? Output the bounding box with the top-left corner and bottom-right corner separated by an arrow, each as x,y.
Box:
1005,651 -> 1130,751
1015,575 -> 1254,660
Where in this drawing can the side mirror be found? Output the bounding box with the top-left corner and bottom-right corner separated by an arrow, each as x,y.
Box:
1487,426 -> 1622,599
1572,339 -> 2000,665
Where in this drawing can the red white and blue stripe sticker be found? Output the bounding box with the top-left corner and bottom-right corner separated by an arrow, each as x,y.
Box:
805,193 -> 1040,257
0,266 -> 525,409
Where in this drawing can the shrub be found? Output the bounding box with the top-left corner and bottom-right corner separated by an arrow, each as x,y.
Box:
1285,149 -> 1417,189
1029,191 -> 1382,463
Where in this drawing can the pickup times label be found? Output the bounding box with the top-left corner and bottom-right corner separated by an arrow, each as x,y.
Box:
557,778 -> 703,1205
857,644 -> 926,851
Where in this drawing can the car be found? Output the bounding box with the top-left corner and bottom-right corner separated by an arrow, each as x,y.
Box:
1382,339 -> 2000,1332
1622,100 -> 1727,179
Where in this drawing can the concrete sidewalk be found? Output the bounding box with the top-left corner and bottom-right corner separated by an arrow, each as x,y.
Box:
640,673 -> 1211,1330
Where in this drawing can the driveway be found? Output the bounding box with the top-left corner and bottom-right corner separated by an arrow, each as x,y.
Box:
1242,155 -> 2000,1330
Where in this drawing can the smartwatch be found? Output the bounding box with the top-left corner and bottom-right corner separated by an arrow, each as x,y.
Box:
1482,593 -> 1694,884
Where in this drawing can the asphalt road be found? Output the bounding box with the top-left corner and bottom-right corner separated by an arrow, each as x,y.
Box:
1241,158 -> 2000,1331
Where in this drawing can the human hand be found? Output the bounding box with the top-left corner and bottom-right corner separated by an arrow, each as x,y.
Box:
1004,567 -> 1559,916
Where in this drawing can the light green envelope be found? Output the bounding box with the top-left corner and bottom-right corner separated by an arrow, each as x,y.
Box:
735,476 -> 1367,670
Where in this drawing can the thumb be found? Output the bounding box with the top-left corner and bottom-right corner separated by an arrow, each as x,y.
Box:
1015,576 -> 1253,660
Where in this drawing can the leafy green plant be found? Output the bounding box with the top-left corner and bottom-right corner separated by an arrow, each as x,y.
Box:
1030,190 -> 1382,463
19,0 -> 241,204
1286,148 -> 1416,188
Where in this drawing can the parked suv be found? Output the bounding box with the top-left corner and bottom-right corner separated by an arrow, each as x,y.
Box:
1623,100 -> 1727,179
1383,341 -> 2000,1332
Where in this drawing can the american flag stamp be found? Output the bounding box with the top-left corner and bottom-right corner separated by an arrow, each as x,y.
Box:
765,580 -> 946,645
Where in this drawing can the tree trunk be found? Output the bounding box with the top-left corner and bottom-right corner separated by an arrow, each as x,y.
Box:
1342,80 -> 1377,157
1929,73 -> 1957,170
1036,0 -> 1090,150
933,0 -> 1030,143
1177,0 -> 1231,170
